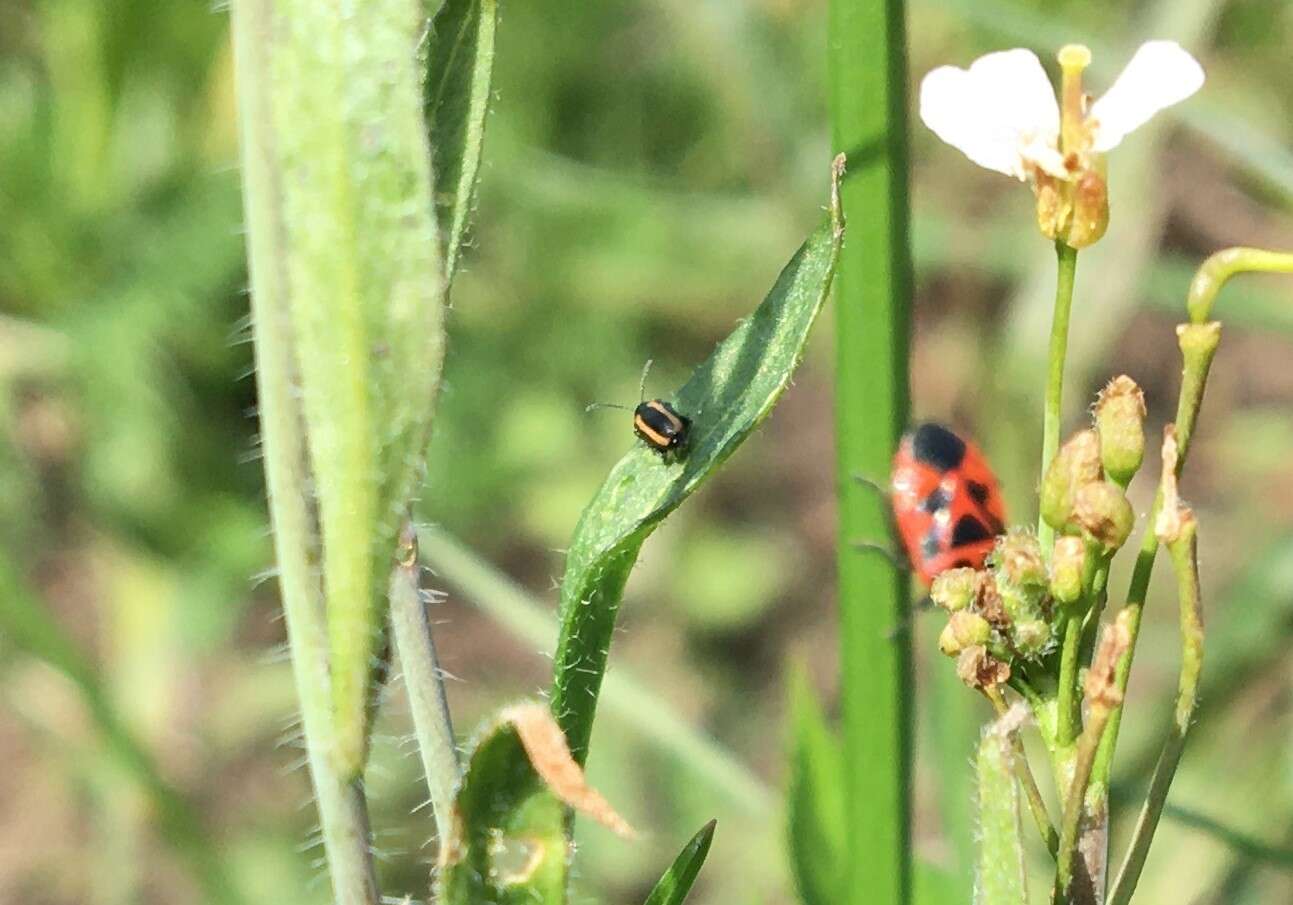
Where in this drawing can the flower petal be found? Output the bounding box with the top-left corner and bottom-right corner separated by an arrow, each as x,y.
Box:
919,49 -> 1060,180
1089,41 -> 1204,152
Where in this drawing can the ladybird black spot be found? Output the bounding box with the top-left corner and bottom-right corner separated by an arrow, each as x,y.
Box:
921,531 -> 942,561
921,487 -> 951,513
951,514 -> 993,548
967,480 -> 991,505
910,423 -> 966,473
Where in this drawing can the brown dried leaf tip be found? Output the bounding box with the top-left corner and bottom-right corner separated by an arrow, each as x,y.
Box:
1155,425 -> 1189,544
1084,611 -> 1132,712
504,704 -> 636,839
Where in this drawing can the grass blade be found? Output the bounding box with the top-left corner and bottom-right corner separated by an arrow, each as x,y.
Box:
642,820 -> 718,905
425,0 -> 498,279
828,0 -> 914,901
549,159 -> 845,766
786,670 -> 845,905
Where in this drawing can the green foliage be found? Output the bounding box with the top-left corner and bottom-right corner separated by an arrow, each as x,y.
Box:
786,671 -> 845,905
642,820 -> 718,905
550,165 -> 844,765
425,0 -> 498,279
436,713 -> 568,905
828,0 -> 915,900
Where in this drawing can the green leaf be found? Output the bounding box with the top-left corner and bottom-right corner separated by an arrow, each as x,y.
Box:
974,712 -> 1029,905
642,820 -> 717,905
436,703 -> 633,905
248,0 -> 448,779
425,0 -> 497,279
550,159 -> 845,765
786,669 -> 845,905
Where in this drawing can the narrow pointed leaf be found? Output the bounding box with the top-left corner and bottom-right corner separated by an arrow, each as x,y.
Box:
425,0 -> 497,278
642,820 -> 717,905
787,669 -> 845,905
551,160 -> 845,766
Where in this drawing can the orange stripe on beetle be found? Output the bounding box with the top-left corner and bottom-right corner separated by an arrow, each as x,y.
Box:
633,400 -> 691,455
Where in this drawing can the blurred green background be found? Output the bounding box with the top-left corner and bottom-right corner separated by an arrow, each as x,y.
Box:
1,0 -> 1291,902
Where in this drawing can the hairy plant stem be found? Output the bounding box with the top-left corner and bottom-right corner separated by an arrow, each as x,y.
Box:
1108,518 -> 1203,905
985,688 -> 1058,858
389,521 -> 459,844
1039,241 -> 1079,554
1056,547 -> 1102,748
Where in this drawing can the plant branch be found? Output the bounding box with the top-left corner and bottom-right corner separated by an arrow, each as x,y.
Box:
389,520 -> 460,845
1186,247 -> 1293,323
1108,479 -> 1204,905
1039,241 -> 1079,554
1054,615 -> 1130,905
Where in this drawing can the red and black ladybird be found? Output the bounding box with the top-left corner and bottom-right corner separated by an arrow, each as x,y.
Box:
890,422 -> 1006,584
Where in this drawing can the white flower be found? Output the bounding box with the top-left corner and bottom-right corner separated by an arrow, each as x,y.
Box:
919,41 -> 1204,183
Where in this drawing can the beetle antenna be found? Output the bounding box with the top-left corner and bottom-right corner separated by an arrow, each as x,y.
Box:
585,401 -> 633,414
637,359 -> 654,403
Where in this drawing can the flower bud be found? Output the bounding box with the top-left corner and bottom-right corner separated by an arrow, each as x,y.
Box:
930,567 -> 979,613
1095,375 -> 1146,486
939,610 -> 992,656
1066,169 -> 1109,249
1073,481 -> 1135,553
1010,619 -> 1053,658
995,532 -> 1047,588
956,646 -> 1011,690
1049,535 -> 1087,604
1040,429 -> 1102,532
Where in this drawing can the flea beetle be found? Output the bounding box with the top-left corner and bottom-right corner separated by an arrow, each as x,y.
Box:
587,360 -> 692,456
890,422 -> 1006,584
632,398 -> 690,454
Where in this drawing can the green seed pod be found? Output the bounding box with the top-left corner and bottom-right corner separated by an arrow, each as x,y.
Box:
1049,535 -> 1087,604
1041,430 -> 1103,532
938,610 -> 992,657
930,567 -> 979,613
995,532 -> 1047,588
1095,375 -> 1146,486
1074,481 -> 1135,553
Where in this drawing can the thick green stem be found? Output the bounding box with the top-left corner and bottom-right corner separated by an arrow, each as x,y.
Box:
389,521 -> 459,844
1039,241 -> 1079,554
829,1 -> 913,901
1108,519 -> 1204,905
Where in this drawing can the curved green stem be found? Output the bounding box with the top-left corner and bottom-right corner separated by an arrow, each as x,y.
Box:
1186,247 -> 1293,323
1039,242 -> 1079,554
